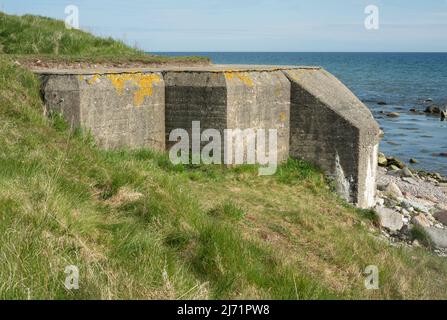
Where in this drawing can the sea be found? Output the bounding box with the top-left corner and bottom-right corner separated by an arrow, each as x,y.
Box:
155,52 -> 447,175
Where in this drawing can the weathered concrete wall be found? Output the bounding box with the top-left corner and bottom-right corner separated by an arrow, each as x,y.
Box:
35,65 -> 381,208
164,72 -> 228,150
225,71 -> 290,163
41,75 -> 82,127
164,69 -> 290,163
41,71 -> 165,151
283,68 -> 381,208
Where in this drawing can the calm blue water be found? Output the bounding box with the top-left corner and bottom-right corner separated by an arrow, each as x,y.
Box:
156,52 -> 447,175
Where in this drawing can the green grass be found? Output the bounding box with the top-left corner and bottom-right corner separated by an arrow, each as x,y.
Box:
410,225 -> 434,249
0,12 -> 137,56
0,12 -> 209,65
1,13 -> 447,300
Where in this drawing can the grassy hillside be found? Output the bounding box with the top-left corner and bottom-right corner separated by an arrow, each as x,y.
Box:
0,12 -> 209,65
0,12 -> 447,299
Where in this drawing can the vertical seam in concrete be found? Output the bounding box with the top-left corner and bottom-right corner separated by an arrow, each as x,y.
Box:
74,75 -> 82,128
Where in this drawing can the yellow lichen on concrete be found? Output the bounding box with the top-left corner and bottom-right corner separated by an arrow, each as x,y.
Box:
275,82 -> 283,97
289,69 -> 307,82
224,72 -> 234,81
279,112 -> 287,123
106,74 -> 133,94
225,72 -> 254,87
86,74 -> 101,85
133,73 -> 162,106
106,73 -> 162,106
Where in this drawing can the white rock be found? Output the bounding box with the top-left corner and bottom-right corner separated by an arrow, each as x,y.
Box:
376,198 -> 385,207
385,182 -> 404,199
401,199 -> 429,214
412,214 -> 432,228
400,168 -> 414,178
402,177 -> 418,185
375,206 -> 404,232
401,209 -> 410,216
425,227 -> 447,249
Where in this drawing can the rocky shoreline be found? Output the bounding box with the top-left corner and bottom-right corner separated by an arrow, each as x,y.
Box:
376,99 -> 447,122
374,153 -> 447,257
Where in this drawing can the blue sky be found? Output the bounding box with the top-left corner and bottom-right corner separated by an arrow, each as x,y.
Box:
1,0 -> 447,52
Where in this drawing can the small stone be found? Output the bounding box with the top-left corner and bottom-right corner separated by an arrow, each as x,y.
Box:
433,172 -> 443,180
384,182 -> 403,199
400,167 -> 413,178
401,209 -> 410,216
376,198 -> 385,207
412,214 -> 432,228
426,176 -> 437,183
375,207 -> 404,232
412,239 -> 421,247
402,177 -> 418,185
387,157 -> 405,169
425,105 -> 441,114
434,210 -> 447,226
378,153 -> 388,167
377,182 -> 387,191
389,165 -> 400,171
387,112 -> 400,118
409,158 -> 419,164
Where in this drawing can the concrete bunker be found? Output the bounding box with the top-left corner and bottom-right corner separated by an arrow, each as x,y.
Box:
283,68 -> 381,208
164,68 -> 291,163
34,65 -> 381,208
39,70 -> 165,151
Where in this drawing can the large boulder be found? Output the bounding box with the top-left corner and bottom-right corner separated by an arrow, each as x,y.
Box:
376,207 -> 404,232
412,214 -> 432,228
401,199 -> 430,214
425,227 -> 447,249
